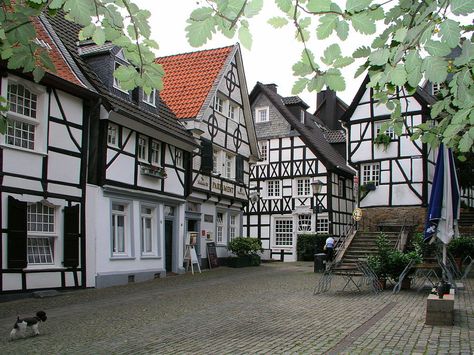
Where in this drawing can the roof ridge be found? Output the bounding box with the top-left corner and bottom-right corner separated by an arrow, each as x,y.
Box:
156,44 -> 235,60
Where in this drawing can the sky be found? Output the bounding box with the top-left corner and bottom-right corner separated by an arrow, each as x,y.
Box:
133,0 -> 366,112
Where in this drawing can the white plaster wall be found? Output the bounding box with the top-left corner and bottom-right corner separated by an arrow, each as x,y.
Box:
3,176 -> 42,192
392,184 -> 422,205
49,123 -> 82,154
26,273 -> 62,289
106,150 -> 135,184
49,90 -> 83,126
361,185 -> 389,207
2,148 -> 43,178
351,141 -> 373,162
47,151 -> 81,184
351,103 -> 371,121
374,142 -> 398,159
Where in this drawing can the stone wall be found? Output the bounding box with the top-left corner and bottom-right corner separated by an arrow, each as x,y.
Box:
358,207 -> 427,232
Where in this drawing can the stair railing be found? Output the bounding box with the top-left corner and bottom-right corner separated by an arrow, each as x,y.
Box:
395,220 -> 409,252
334,223 -> 357,263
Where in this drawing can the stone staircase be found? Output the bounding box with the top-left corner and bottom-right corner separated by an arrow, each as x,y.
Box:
338,231 -> 399,269
459,209 -> 474,234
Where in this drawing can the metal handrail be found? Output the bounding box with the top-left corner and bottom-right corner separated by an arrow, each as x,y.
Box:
333,223 -> 356,263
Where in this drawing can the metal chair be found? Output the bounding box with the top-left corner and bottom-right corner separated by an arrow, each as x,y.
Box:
313,261 -> 341,295
356,260 -> 383,294
460,256 -> 473,282
392,259 -> 416,294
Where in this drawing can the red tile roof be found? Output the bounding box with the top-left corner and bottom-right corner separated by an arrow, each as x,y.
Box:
156,46 -> 234,119
33,18 -> 84,87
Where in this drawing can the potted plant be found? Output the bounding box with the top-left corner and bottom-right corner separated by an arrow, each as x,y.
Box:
140,163 -> 167,178
374,132 -> 391,150
367,233 -> 392,288
227,237 -> 263,268
448,236 -> 474,269
387,250 -> 422,289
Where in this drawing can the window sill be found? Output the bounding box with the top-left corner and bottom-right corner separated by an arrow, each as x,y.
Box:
140,255 -> 161,260
24,266 -> 66,271
110,256 -> 135,261
0,143 -> 47,156
265,197 -> 282,200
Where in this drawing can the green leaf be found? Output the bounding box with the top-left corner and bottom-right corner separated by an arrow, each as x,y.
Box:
238,25 -> 252,50
422,56 -> 448,84
275,0 -> 292,13
368,48 -> 389,66
321,43 -> 341,65
92,27 -> 106,45
388,65 -> 407,86
49,0 -> 66,9
353,46 -> 371,58
267,17 -> 288,28
32,67 -> 45,83
450,0 -> 474,16
393,28 -> 407,43
407,70 -> 422,88
308,75 -> 325,92
189,7 -> 213,21
453,40 -> 474,66
185,17 -> 216,47
244,0 -> 263,18
354,62 -> 368,78
459,131 -> 473,152
316,14 -> 337,39
425,40 -> 451,57
292,61 -> 313,76
333,56 -> 354,68
63,0 -> 93,26
292,78 -> 309,94
346,0 -> 372,13
351,13 -> 376,34
439,19 -> 461,49
325,68 -> 346,91
335,20 -> 349,40
405,50 -> 422,73
307,0 -> 331,12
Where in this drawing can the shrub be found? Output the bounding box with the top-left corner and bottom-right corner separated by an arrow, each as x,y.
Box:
296,234 -> 329,261
228,237 -> 262,257
448,236 -> 474,260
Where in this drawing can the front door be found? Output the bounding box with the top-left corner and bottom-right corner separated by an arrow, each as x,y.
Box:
165,220 -> 173,272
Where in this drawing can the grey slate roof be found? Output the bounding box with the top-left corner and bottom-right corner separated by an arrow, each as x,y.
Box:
250,82 -> 354,176
323,130 -> 346,144
78,41 -> 115,57
46,14 -> 197,149
282,96 -> 309,108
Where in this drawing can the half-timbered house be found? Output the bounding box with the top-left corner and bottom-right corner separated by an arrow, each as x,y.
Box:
1,16 -> 98,292
49,15 -> 198,287
245,83 -> 355,261
156,45 -> 259,266
341,76 -> 437,229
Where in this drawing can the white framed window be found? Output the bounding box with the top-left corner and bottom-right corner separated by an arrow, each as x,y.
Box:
108,123 -> 118,147
295,178 -> 311,197
274,218 -> 293,246
213,148 -> 220,174
432,83 -> 442,96
111,202 -> 129,256
150,140 -> 161,166
228,103 -> 238,121
137,135 -> 148,161
143,88 -> 156,106
297,214 -> 312,234
3,78 -> 46,152
224,153 -> 234,179
113,62 -> 128,92
267,180 -> 282,199
175,148 -> 183,168
255,107 -> 269,123
316,217 -> 329,234
229,214 -> 238,241
361,163 -> 380,186
27,202 -> 56,265
375,121 -> 396,139
214,96 -> 224,114
140,205 -> 157,256
216,212 -> 225,244
258,140 -> 268,163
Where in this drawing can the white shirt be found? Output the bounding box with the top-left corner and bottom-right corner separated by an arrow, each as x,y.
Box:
325,237 -> 335,248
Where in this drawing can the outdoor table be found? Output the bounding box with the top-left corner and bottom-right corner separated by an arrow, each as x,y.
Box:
413,263 -> 440,291
334,267 -> 361,292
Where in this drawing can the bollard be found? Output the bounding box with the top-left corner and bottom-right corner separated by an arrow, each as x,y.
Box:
280,249 -> 284,262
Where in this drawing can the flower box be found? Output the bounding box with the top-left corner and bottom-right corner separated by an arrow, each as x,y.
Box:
140,164 -> 167,179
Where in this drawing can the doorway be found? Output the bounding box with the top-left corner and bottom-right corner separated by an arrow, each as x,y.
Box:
165,220 -> 173,272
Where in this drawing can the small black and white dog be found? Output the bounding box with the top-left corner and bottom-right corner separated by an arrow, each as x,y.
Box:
10,311 -> 47,339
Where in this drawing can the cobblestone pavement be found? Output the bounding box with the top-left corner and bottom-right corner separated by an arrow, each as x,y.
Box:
0,262 -> 473,354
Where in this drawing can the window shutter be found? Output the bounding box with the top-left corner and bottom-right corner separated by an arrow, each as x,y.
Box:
200,139 -> 213,173
7,196 -> 27,269
63,205 -> 80,267
236,155 -> 244,183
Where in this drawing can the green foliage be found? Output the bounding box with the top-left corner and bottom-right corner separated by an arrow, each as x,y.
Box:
296,234 -> 328,261
227,237 -> 263,257
374,132 -> 391,150
448,236 -> 474,260
183,0 -> 473,157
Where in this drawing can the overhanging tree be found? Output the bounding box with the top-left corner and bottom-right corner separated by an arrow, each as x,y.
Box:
185,0 -> 473,158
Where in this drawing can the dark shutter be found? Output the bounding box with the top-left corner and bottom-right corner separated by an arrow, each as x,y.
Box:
200,139 -> 213,173
63,205 -> 80,267
236,155 -> 244,183
7,196 -> 27,269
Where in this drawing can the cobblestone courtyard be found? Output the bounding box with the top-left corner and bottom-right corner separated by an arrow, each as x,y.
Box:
0,262 -> 473,354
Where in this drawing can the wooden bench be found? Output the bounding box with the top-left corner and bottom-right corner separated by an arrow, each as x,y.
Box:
425,289 -> 455,325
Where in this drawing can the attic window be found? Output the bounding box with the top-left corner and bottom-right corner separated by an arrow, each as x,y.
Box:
113,62 -> 127,93
34,38 -> 52,51
143,89 -> 156,106
300,110 -> 305,124
255,107 -> 269,123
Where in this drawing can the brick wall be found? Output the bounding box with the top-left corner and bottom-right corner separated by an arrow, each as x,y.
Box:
358,207 -> 427,232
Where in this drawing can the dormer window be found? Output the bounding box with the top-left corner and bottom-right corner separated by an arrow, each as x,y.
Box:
113,62 -> 127,93
143,89 -> 156,106
255,107 -> 269,123
300,110 -> 305,124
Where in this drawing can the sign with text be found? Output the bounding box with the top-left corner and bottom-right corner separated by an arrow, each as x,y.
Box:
207,242 -> 219,269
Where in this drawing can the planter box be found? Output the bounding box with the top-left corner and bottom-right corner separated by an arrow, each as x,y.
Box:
227,255 -> 261,268
140,165 -> 167,179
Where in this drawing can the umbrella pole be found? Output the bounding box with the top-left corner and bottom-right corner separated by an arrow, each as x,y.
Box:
443,244 -> 447,281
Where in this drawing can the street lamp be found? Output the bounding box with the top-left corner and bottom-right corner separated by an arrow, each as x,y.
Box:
311,179 -> 323,234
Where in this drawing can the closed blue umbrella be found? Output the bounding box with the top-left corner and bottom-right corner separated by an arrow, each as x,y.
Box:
424,144 -> 460,264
